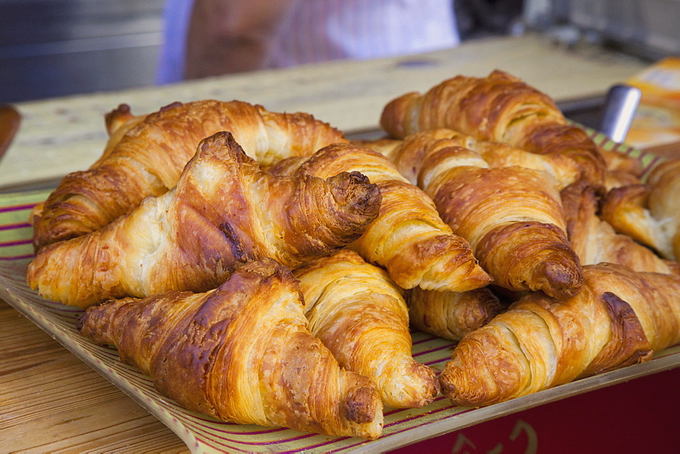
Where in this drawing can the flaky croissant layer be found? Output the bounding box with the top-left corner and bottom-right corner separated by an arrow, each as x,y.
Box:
80,260 -> 384,439
561,181 -> 676,275
380,70 -> 606,185
602,159 -> 680,261
408,287 -> 503,342
379,130 -> 583,298
27,132 -> 380,307
295,250 -> 439,408
440,263 -> 680,407
33,100 -> 345,249
271,143 -> 490,293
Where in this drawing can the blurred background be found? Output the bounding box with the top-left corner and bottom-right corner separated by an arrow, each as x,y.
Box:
1,0 -> 678,103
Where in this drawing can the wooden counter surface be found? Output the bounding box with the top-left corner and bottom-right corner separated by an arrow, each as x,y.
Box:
0,34 -> 648,453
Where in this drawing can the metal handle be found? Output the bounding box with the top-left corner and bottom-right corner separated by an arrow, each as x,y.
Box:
599,84 -> 642,143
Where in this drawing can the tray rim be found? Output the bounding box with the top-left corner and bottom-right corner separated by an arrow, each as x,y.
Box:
3,276 -> 679,453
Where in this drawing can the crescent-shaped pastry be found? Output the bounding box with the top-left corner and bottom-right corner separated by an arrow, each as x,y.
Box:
271,143 -> 490,292
602,159 -> 680,261
408,287 -> 503,341
295,250 -> 439,408
439,263 -> 680,406
380,70 -> 606,185
33,100 -> 345,249
27,132 -> 380,307
374,131 -> 583,298
80,260 -> 383,439
561,181 -> 676,274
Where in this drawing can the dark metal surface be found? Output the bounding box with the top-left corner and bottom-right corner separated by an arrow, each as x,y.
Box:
0,0 -> 165,102
599,84 -> 642,142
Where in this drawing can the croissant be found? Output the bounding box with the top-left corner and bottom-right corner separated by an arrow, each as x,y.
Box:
600,147 -> 643,175
599,148 -> 643,190
439,263 -> 680,406
270,143 -> 490,292
361,128 -> 581,190
561,181 -> 676,274
381,131 -> 583,298
380,70 -> 606,185
79,260 -> 383,439
602,159 -> 680,261
27,132 -> 380,308
33,100 -> 345,249
408,287 -> 503,341
294,250 -> 438,408
30,104 -> 148,228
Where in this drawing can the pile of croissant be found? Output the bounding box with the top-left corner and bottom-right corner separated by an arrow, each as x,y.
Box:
26,70 -> 680,440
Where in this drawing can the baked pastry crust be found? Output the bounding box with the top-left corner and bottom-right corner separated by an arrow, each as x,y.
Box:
80,260 -> 384,439
374,130 -> 583,298
33,100 -> 345,249
561,181 -> 675,274
271,142 -> 490,292
380,70 -> 606,185
440,263 -> 680,406
27,132 -> 380,307
602,159 -> 680,261
295,250 -> 439,408
408,287 -> 503,341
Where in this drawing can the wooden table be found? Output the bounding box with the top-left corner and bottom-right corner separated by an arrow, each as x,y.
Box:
0,34 -> 648,453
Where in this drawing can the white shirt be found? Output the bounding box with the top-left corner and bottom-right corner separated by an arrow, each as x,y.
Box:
157,0 -> 459,83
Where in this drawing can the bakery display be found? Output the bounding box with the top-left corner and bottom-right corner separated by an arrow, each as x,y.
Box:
20,69 -> 680,440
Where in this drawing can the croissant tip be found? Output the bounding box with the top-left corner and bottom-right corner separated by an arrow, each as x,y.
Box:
76,311 -> 88,332
343,385 -> 381,425
104,103 -> 134,133
541,261 -> 584,299
328,171 -> 381,218
438,373 -> 457,400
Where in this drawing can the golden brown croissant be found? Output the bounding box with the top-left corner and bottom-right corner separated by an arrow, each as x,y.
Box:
270,143 -> 490,292
600,147 -> 643,176
603,159 -> 680,260
561,181 -> 676,274
382,131 -> 583,298
408,287 -> 503,341
599,148 -> 643,190
380,70 -> 606,185
30,104 -> 148,229
79,260 -> 383,439
34,100 -> 345,249
294,250 -> 438,408
27,132 -> 380,308
361,128 -> 581,190
439,263 -> 680,406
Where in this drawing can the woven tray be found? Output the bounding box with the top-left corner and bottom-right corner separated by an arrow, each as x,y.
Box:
1,129 -> 678,453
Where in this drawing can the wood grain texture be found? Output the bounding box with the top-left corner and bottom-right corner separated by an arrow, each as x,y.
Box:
0,34 -> 645,189
0,300 -> 188,454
